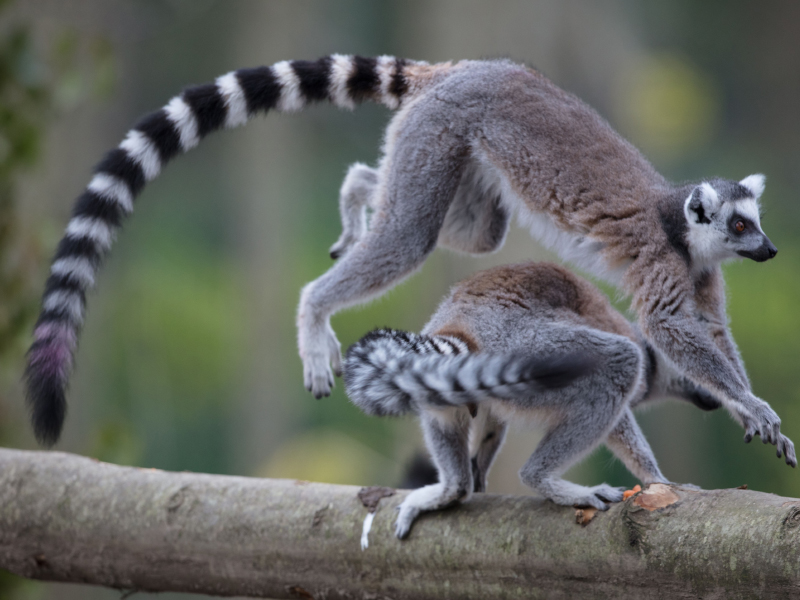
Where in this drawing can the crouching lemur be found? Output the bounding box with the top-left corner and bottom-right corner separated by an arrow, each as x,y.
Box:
345,262 -> 795,539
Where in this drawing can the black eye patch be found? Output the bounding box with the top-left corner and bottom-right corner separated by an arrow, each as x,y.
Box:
728,214 -> 754,235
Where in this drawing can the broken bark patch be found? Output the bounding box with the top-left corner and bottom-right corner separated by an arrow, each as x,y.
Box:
358,486 -> 395,512
633,483 -> 680,512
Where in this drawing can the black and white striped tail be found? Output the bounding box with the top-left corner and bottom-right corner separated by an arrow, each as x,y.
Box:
344,328 -> 595,417
25,55 -> 419,446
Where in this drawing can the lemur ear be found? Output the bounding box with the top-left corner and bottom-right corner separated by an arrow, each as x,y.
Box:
739,174 -> 766,199
684,182 -> 720,226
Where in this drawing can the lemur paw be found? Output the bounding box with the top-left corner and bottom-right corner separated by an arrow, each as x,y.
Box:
569,485 -> 624,510
301,326 -> 342,398
394,503 -> 420,539
778,434 -> 797,467
303,357 -> 334,398
329,234 -> 357,260
740,398 -> 782,446
586,484 -> 625,505
545,483 -> 624,511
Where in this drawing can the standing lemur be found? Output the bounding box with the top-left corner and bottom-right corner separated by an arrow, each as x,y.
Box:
344,262 -> 797,538
26,55 -> 788,456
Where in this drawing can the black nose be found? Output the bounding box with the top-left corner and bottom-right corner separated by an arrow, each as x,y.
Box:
766,241 -> 778,259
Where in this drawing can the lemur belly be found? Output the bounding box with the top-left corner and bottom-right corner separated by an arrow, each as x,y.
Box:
474,151 -> 631,285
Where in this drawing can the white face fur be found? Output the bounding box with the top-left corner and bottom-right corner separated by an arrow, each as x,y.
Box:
683,174 -> 775,270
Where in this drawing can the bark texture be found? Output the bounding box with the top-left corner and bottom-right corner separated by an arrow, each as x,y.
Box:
2,448 -> 800,599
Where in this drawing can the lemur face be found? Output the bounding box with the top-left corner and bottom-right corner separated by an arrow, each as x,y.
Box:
683,174 -> 776,268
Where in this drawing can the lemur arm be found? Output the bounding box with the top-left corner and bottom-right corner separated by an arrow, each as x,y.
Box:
605,409 -> 668,484
693,267 -> 751,388
634,257 -> 795,465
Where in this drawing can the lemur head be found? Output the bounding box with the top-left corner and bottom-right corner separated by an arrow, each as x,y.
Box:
683,174 -> 776,268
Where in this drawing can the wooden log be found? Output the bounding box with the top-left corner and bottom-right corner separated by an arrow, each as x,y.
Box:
2,448 -> 799,599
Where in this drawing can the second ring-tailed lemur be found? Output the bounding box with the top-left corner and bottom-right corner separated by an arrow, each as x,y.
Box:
26,55 -> 784,452
345,262 -> 797,538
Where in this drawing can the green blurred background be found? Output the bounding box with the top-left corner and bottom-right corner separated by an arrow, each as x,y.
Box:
1,1 -> 799,598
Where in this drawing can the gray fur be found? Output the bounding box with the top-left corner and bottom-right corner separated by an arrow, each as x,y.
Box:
344,262 -> 795,538
303,59 -> 786,470
329,163 -> 378,260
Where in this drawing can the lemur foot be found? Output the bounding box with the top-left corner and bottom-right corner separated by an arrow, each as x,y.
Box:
329,234 -> 355,260
301,324 -> 342,398
395,484 -> 468,539
394,504 -> 420,539
538,480 -> 625,511
582,483 -> 625,507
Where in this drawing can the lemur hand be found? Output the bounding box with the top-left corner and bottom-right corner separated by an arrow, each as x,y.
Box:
738,396 -> 794,465
778,434 -> 797,467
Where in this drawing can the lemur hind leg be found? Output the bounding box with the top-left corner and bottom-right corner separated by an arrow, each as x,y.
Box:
329,163 -> 378,260
437,162 -> 510,254
396,409 -> 473,539
515,329 -> 644,510
470,411 -> 508,492
298,124 -> 468,398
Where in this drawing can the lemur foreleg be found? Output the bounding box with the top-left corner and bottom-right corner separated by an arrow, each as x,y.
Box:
693,267 -> 751,388
604,408 -> 669,485
643,305 -> 796,466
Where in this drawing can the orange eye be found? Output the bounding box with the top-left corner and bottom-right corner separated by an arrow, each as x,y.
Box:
735,220 -> 746,233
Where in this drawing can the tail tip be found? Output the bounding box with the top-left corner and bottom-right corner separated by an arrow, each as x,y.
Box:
25,371 -> 67,447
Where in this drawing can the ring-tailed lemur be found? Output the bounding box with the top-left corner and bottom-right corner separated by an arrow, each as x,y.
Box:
344,262 -> 796,539
25,55 -> 783,451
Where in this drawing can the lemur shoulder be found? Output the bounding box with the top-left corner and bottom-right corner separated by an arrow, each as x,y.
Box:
344,262 -> 795,538
25,55 -> 783,452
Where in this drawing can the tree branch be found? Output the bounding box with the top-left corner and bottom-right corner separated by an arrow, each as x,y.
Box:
1,448 -> 799,599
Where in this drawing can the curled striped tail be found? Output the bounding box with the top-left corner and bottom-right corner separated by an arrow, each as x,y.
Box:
344,328 -> 595,417
25,55 -> 424,445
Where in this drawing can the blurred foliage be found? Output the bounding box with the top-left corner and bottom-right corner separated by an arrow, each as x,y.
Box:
88,238 -> 247,472
616,54 -> 720,162
258,428 -> 398,486
0,2 -> 49,370
107,242 -> 245,409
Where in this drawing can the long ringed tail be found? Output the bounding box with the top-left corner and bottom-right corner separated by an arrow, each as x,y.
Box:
344,328 -> 595,417
25,55 -> 426,446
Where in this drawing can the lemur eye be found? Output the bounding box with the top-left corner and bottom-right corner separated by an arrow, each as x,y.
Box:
734,220 -> 746,233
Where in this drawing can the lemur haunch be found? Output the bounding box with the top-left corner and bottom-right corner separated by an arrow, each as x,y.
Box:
344,263 -> 796,539
26,55 -> 782,449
